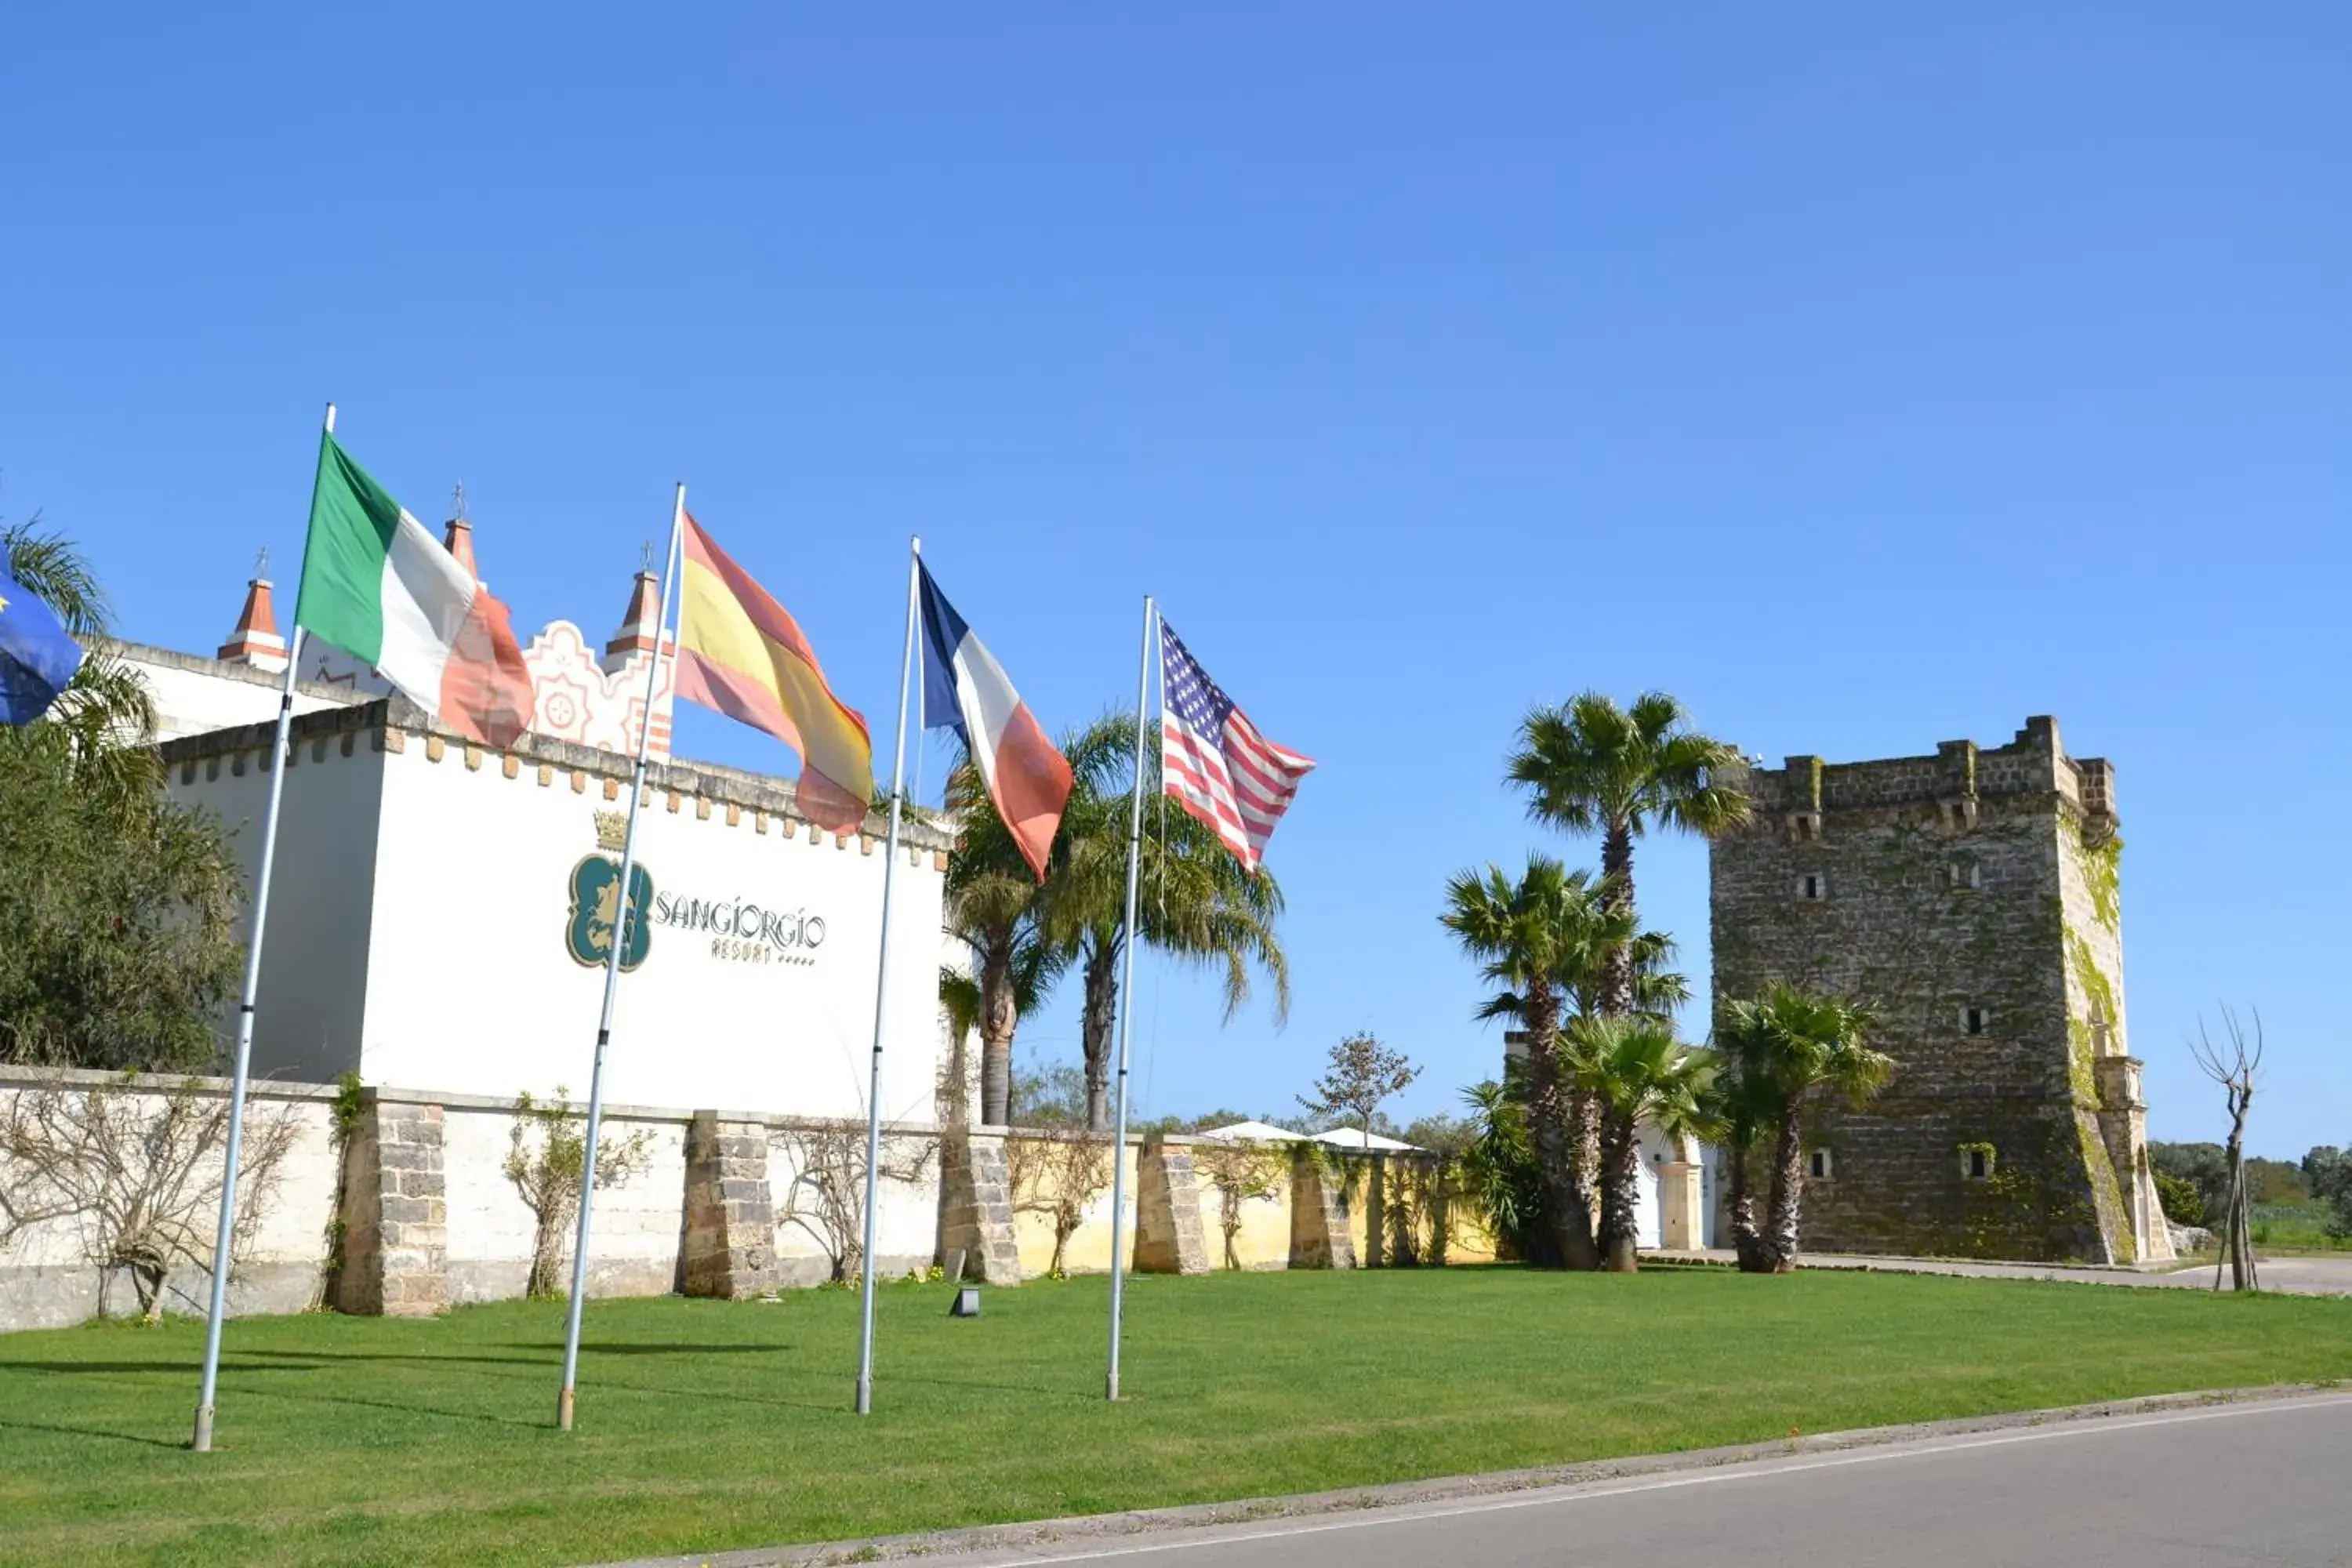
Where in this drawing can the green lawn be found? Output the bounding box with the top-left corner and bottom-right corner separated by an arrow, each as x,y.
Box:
2,1268 -> 2348,1567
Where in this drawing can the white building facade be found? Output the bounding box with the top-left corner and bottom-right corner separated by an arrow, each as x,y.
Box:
140,518 -> 953,1124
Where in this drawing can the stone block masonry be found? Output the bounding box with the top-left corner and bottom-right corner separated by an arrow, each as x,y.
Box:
1709,716 -> 2172,1265
337,1098 -> 451,1317
681,1112 -> 782,1299
1133,1139 -> 1212,1275
938,1130 -> 1023,1285
1287,1145 -> 1359,1269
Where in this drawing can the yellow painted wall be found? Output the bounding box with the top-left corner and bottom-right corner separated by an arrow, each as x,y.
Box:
1002,1139 -> 1504,1279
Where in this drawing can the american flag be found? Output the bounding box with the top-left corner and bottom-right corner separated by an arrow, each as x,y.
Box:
1160,618 -> 1314,873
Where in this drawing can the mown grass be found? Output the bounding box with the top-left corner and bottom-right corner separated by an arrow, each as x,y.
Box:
2,1267 -> 2348,1567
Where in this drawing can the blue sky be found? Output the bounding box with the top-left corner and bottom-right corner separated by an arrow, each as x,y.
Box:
4,7 -> 2345,1155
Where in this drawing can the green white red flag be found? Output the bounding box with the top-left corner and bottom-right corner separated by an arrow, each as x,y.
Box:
292,431 -> 534,749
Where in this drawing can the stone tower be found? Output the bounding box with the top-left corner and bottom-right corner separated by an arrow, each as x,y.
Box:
1709,717 -> 2171,1265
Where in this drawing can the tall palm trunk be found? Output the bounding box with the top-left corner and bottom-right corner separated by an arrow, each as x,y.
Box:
1565,1087 -> 1602,1258
1080,938 -> 1119,1131
1727,1139 -> 1767,1272
1759,1106 -> 1807,1274
1598,822 -> 1636,1017
979,943 -> 1017,1125
1522,989 -> 1602,1270
1596,1107 -> 1642,1272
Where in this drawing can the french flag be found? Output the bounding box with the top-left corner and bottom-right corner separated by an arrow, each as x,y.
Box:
919,562 -> 1073,880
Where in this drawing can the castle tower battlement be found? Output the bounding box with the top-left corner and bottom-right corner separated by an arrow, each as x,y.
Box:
1734,716 -> 2116,831
1710,715 -> 2167,1265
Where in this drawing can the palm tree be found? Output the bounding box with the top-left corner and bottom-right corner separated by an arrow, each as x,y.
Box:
1718,984 -> 1893,1273
937,953 -> 1053,1127
1564,927 -> 1690,1024
1562,1014 -> 1718,1272
2,520 -> 158,811
1047,714 -> 1290,1130
1440,855 -> 1632,1270
942,754 -> 1068,1126
1507,691 -> 1748,1015
1701,1045 -> 1781,1273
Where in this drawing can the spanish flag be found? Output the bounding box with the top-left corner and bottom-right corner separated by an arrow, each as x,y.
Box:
673,514 -> 875,833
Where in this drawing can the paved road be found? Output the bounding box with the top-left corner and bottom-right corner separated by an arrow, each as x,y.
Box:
1657,1249 -> 2352,1296
953,1395 -> 2352,1566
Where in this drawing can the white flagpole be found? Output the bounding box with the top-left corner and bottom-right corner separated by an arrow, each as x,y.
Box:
854,536 -> 922,1415
557,481 -> 684,1432
1103,594 -> 1156,1401
192,401 -> 333,1454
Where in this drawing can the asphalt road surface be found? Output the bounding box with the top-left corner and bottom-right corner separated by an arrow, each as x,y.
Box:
951,1395 -> 2352,1567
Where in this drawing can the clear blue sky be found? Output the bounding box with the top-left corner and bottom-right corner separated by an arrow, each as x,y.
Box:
5,7 -> 2345,1156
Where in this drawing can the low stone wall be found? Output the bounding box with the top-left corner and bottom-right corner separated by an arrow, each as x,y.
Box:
0,1067 -> 939,1333
0,1066 -> 1501,1334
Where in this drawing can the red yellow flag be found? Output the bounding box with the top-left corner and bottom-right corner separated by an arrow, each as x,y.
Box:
673,514 -> 875,833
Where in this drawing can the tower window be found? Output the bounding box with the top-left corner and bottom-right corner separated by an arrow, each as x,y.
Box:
1961,1145 -> 1995,1181
1962,1006 -> 1991,1036
1948,860 -> 1983,891
1796,873 -> 1827,902
1807,1149 -> 1835,1181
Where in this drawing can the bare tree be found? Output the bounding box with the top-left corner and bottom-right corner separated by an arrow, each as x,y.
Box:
502,1089 -> 655,1299
775,1119 -> 938,1285
0,1077 -> 300,1323
2190,1007 -> 2263,1293
1191,1140 -> 1287,1270
1007,1130 -> 1114,1277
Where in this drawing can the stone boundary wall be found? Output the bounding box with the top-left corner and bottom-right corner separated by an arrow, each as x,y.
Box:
0,1067 -> 1490,1334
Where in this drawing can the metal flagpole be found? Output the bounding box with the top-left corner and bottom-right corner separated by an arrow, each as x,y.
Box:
192,401 -> 334,1454
557,482 -> 685,1432
1103,595 -> 1156,1402
854,536 -> 922,1415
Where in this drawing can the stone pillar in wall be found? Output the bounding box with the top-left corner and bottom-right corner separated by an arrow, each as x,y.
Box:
1287,1145 -> 1357,1269
681,1112 -> 782,1298
336,1097 -> 448,1317
1134,1138 -> 1211,1275
1362,1152 -> 1388,1267
939,1128 -> 1022,1285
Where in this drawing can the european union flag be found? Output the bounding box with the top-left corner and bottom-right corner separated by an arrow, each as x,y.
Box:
0,563 -> 84,725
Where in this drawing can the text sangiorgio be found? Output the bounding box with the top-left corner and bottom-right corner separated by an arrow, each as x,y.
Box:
650,892 -> 827,953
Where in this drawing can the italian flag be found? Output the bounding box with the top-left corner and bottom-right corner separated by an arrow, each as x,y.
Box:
293,431 -> 535,749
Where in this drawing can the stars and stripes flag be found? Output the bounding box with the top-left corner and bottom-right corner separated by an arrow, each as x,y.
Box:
1160,618 -> 1314,873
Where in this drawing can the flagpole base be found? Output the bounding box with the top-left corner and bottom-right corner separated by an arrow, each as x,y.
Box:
191,1406 -> 215,1453
1106,1372 -> 1120,1403
557,1387 -> 575,1432
855,1375 -> 872,1416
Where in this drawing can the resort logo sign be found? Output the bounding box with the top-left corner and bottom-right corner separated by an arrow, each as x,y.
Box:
564,812 -> 655,971
564,811 -> 828,971
648,888 -> 826,969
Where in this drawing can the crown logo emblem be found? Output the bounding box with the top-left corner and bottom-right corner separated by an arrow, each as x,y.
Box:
593,811 -> 630,853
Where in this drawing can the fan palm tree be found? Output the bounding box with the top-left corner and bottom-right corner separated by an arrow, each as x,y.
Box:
1562,1014 -> 1719,1272
1046,713 -> 1290,1130
941,753 -> 1069,1126
1719,984 -> 1893,1272
1440,855 -> 1632,1270
1507,691 -> 1748,1015
937,949 -> 1054,1127
2,520 -> 158,811
1564,927 -> 1690,1024
1701,1046 -> 1781,1273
